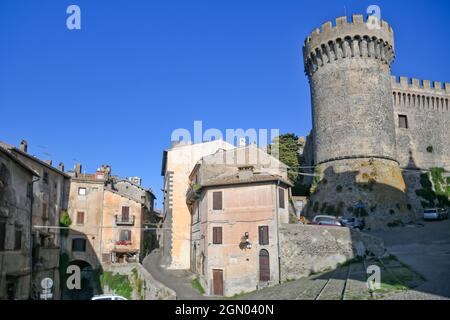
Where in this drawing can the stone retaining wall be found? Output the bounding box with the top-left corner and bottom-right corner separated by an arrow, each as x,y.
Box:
279,224 -> 384,281
102,263 -> 176,300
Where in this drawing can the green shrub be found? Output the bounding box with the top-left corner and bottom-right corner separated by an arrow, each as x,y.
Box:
100,272 -> 133,300
59,210 -> 72,237
192,277 -> 205,294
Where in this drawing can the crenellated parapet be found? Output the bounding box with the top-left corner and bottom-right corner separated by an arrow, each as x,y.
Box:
303,14 -> 395,77
392,76 -> 450,112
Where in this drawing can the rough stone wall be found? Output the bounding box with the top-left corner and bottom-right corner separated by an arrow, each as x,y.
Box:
279,224 -> 384,281
304,15 -> 397,165
392,76 -> 450,171
307,158 -> 416,229
0,151 -> 33,299
103,262 -> 176,300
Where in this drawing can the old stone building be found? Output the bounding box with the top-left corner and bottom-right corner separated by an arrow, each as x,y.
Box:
187,145 -> 292,296
63,164 -> 155,298
160,139 -> 235,269
0,140 -> 70,299
302,15 -> 450,227
0,145 -> 37,300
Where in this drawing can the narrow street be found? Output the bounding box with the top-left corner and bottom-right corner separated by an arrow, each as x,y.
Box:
142,249 -> 208,300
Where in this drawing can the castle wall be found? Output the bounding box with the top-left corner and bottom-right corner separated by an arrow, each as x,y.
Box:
392,76 -> 450,170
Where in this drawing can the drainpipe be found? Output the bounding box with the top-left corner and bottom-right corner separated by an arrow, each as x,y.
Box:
29,176 -> 40,299
275,181 -> 281,285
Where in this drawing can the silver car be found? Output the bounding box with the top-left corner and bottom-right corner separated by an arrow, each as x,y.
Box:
423,208 -> 448,220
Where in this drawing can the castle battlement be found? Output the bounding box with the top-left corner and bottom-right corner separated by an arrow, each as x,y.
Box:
391,76 -> 450,95
303,14 -> 395,77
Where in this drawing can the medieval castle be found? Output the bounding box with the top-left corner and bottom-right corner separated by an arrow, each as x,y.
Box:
302,14 -> 450,228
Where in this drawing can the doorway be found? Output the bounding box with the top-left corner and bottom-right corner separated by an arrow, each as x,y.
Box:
259,249 -> 270,282
212,269 -> 223,296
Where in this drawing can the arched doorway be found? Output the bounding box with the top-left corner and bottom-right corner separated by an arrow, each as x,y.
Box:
63,260 -> 95,300
259,250 -> 270,282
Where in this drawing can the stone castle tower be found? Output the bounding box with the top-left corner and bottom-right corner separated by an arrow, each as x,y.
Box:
303,15 -> 415,228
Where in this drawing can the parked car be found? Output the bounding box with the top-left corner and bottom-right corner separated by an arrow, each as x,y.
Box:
91,295 -> 128,300
309,215 -> 343,227
423,208 -> 448,221
341,217 -> 365,230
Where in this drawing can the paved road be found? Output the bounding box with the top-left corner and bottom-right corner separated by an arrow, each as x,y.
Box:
142,250 -> 208,300
368,219 -> 450,299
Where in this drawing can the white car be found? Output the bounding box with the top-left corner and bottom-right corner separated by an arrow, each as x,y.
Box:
423,208 -> 448,221
312,215 -> 338,223
91,295 -> 128,300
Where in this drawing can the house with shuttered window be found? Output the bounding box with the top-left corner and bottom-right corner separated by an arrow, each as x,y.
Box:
187,144 -> 292,297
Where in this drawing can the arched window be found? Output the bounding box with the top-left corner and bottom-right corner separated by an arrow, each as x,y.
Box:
259,249 -> 270,282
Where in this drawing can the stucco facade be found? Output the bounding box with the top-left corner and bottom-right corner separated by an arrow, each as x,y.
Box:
161,140 -> 235,269
187,145 -> 292,296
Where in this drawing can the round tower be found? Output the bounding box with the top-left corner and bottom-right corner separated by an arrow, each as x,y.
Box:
304,14 -> 397,164
303,15 -> 415,228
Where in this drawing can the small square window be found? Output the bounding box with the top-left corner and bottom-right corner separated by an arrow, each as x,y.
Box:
398,115 -> 408,129
43,172 -> 49,184
78,187 -> 86,196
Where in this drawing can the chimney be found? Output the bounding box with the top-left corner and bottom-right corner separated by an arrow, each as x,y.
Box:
45,160 -> 52,166
58,162 -> 65,172
19,140 -> 28,153
75,163 -> 82,176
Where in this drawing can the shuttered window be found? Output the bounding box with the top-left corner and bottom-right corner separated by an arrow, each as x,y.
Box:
76,211 -> 85,225
120,230 -> 132,241
278,188 -> 285,209
259,226 -> 269,245
0,221 -> 6,251
14,229 -> 22,251
213,192 -> 223,210
122,206 -> 130,221
212,227 -> 222,244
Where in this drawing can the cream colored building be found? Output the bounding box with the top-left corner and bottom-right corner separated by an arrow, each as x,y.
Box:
187,145 -> 292,296
161,140 -> 235,269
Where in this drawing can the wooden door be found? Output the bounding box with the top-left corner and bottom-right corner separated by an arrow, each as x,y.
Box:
212,269 -> 223,296
259,250 -> 270,281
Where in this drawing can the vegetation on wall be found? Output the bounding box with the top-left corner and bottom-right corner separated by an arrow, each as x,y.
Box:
100,271 -> 133,300
268,133 -> 311,196
415,169 -> 450,208
59,253 -> 70,290
59,210 -> 72,237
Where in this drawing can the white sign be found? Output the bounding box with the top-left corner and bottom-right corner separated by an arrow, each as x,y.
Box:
40,292 -> 53,299
41,278 -> 53,290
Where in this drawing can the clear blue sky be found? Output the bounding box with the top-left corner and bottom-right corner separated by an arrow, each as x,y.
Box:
1,0 -> 449,206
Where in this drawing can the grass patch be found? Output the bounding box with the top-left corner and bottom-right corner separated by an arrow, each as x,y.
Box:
191,277 -> 205,295
100,271 -> 133,300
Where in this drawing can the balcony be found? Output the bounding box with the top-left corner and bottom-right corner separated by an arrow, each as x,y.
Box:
113,240 -> 134,252
115,215 -> 135,225
186,183 -> 202,205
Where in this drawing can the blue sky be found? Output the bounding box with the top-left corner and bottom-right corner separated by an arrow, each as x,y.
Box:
1,0 -> 449,206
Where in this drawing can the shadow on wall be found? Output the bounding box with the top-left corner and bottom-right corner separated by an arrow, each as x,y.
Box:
59,229 -> 102,300
306,161 -> 415,229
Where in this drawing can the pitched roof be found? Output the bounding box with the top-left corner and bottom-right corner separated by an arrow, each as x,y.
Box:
0,144 -> 39,177
0,141 -> 69,178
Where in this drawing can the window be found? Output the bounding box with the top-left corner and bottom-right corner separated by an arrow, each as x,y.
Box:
212,227 -> 222,244
119,230 -> 131,242
259,226 -> 269,245
278,188 -> 285,209
14,229 -> 22,251
78,187 -> 86,196
42,203 -> 48,219
122,206 -> 130,221
76,211 -> 85,225
213,192 -> 223,210
398,115 -> 408,129
72,238 -> 86,252
43,172 -> 49,184
0,221 -> 6,251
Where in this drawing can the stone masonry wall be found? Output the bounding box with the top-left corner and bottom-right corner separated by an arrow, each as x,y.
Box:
279,224 -> 384,282
102,263 -> 176,300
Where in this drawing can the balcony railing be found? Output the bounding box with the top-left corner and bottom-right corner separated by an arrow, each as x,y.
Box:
115,215 -> 135,225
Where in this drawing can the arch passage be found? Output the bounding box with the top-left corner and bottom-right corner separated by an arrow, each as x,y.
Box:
259,249 -> 270,282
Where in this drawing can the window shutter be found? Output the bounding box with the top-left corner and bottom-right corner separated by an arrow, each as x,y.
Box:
259,226 -> 269,245
213,192 -> 223,210
77,212 -> 84,225
278,188 -> 285,209
213,227 -> 222,244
